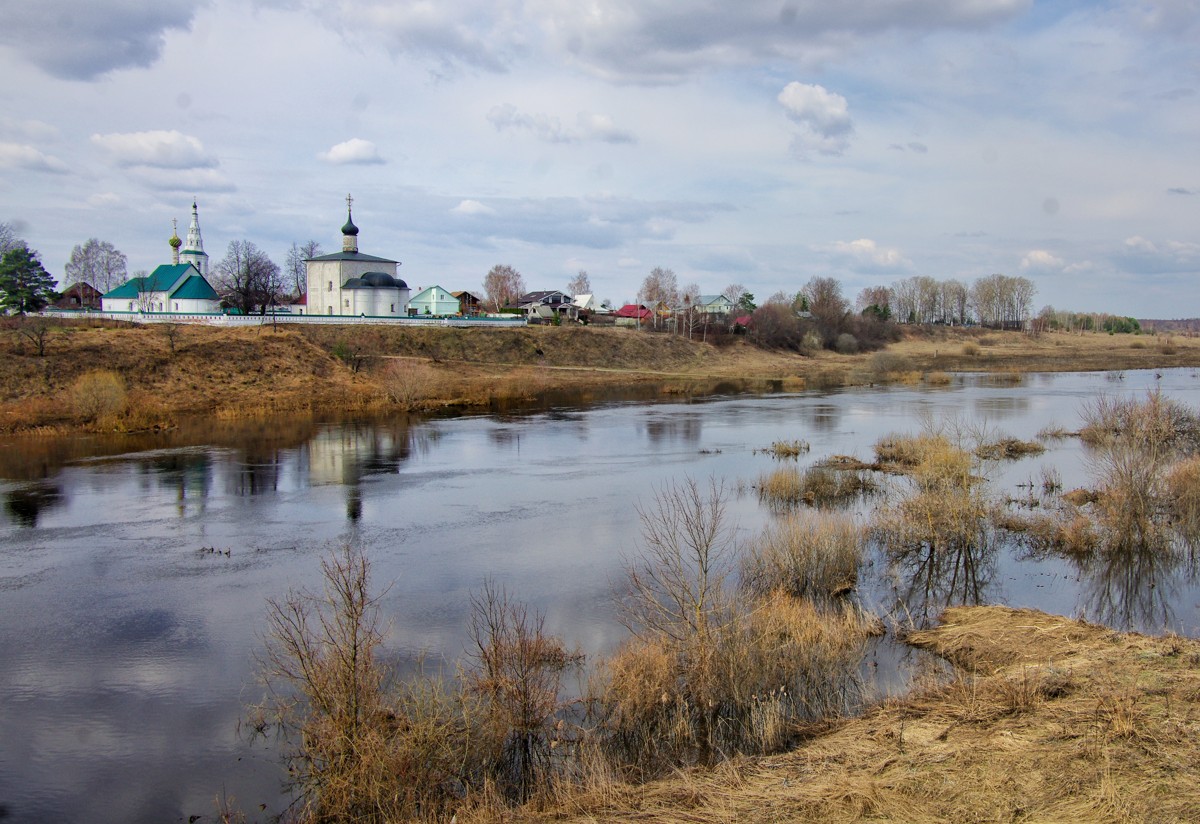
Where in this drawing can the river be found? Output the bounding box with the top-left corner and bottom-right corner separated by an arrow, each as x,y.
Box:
2,368 -> 1198,822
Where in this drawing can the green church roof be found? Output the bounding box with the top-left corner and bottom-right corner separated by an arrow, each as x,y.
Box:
103,264 -> 216,300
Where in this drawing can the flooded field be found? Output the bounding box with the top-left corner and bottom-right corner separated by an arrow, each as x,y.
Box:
2,368 -> 1198,822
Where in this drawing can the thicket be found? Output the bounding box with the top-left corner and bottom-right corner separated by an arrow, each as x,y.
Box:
254,479 -> 879,821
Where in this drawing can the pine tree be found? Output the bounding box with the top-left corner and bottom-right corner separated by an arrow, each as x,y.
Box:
0,246 -> 56,314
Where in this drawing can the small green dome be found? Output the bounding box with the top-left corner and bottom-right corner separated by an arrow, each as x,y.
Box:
342,212 -> 359,236
169,233 -> 182,248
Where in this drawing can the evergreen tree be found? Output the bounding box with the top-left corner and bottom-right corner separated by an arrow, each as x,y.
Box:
0,246 -> 56,314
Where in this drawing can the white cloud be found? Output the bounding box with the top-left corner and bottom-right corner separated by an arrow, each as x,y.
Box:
1020,249 -> 1065,272
1116,236 -> 1200,273
125,167 -> 235,193
0,142 -> 68,173
823,238 -> 912,273
452,199 -> 496,216
0,118 -> 59,142
318,138 -> 385,165
91,130 -> 217,169
487,104 -> 636,144
778,82 -> 853,156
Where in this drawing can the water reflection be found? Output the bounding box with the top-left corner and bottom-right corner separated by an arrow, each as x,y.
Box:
3,369 -> 1200,823
4,481 -> 64,527
881,540 -> 998,627
639,411 -> 703,445
974,395 -> 1031,419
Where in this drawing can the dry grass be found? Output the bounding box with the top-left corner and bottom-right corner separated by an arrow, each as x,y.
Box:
974,436 -> 1045,461
509,606 -> 1200,824
5,323 -> 1200,433
756,465 -> 875,509
741,510 -> 865,602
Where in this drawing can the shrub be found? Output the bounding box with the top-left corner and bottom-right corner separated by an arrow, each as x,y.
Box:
601,478 -> 876,774
70,370 -> 127,423
834,333 -> 859,354
756,465 -> 875,509
741,510 -> 865,602
962,342 -> 980,356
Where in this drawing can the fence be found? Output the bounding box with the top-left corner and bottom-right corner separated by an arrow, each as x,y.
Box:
39,310 -> 528,329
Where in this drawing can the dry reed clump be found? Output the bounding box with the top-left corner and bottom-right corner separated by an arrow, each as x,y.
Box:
923,371 -> 952,386
595,596 -> 878,776
597,478 -> 877,778
974,437 -> 1045,461
256,545 -> 577,823
740,510 -> 865,602
756,465 -> 875,509
69,370 -> 127,424
1078,390 -> 1200,452
763,439 -> 810,459
961,341 -> 980,357
1165,455 -> 1200,531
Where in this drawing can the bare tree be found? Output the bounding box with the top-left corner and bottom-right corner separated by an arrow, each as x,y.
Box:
286,240 -> 323,299
64,238 -> 127,294
721,283 -> 746,303
802,275 -> 849,346
0,221 -> 27,257
641,267 -> 678,308
483,264 -> 526,312
619,477 -> 737,647
216,240 -> 283,314
566,269 -> 591,297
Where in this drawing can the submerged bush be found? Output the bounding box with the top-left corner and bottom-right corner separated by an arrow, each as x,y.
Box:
741,510 -> 865,602
599,478 -> 876,776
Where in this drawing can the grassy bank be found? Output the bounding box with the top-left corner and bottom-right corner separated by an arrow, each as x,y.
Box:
508,605 -> 1200,823
3,318 -> 1199,434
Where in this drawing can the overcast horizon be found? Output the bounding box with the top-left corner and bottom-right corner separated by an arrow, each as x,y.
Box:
1,0 -> 1197,316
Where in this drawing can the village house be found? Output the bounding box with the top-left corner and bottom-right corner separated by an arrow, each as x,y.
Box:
453,291 -> 483,316
407,286 -> 460,316
54,282 -> 102,310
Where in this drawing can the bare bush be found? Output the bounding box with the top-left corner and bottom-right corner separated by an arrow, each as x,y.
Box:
465,581 -> 575,804
70,370 -> 127,423
382,359 -> 438,408
598,477 -> 875,775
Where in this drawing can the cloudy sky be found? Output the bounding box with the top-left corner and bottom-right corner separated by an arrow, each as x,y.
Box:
1,0 -> 1197,316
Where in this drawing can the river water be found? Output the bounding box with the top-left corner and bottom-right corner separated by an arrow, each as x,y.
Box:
2,368 -> 1199,822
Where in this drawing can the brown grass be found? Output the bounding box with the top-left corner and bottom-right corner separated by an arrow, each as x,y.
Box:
504,606 -> 1200,824
5,322 -> 1200,433
740,510 -> 865,602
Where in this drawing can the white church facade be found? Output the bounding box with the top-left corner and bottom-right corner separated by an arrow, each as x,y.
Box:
304,198 -> 411,317
101,202 -> 222,314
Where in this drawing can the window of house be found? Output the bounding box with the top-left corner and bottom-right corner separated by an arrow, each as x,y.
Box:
390,304 -> 394,313
173,302 -> 179,311
327,281 -> 333,291
328,307 -> 333,315
344,298 -> 350,308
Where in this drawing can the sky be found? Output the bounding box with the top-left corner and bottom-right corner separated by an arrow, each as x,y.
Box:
0,0 -> 1197,317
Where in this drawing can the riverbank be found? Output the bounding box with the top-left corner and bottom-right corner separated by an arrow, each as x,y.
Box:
3,319 -> 1199,434
489,605 -> 1200,823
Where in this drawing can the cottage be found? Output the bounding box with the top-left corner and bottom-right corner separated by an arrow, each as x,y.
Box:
453,291 -> 483,316
408,286 -> 460,316
55,282 -> 102,310
696,294 -> 735,315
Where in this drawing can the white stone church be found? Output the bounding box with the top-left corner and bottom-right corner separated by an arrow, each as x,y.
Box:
304,197 -> 411,317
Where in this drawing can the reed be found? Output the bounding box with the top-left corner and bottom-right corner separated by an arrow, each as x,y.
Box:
741,510 -> 865,602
